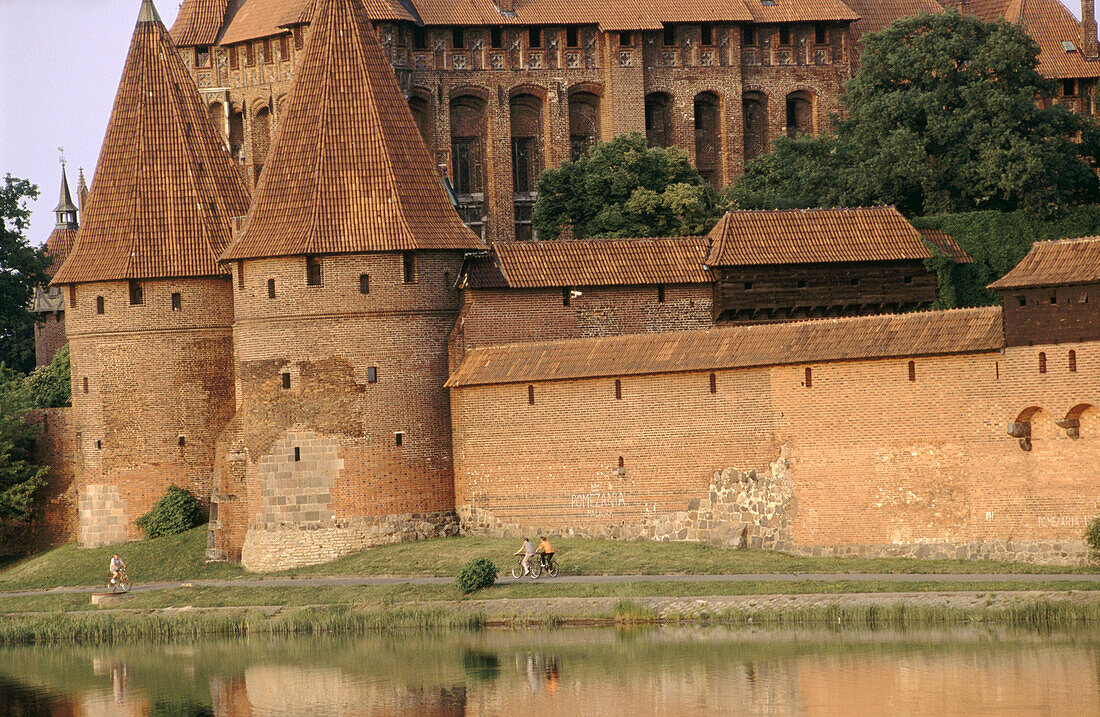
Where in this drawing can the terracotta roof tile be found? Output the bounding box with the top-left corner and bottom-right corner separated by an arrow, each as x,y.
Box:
465,237 -> 712,289
741,0 -> 858,24
705,206 -> 932,266
219,0 -> 414,43
52,1 -> 251,285
447,306 -> 1004,386
988,236 -> 1100,288
917,228 -> 973,263
406,0 -> 758,28
846,0 -> 942,42
221,0 -> 485,260
44,226 -> 79,278
170,0 -> 231,45
954,0 -> 1100,78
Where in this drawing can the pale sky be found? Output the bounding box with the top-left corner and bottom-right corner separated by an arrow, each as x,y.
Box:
0,0 -> 1086,245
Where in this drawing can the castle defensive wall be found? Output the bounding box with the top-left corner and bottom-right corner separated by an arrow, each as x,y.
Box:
24,0 -> 1100,569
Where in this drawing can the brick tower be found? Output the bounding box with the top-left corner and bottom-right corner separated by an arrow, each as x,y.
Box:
50,0 -> 251,547
30,161 -> 80,367
213,0 -> 486,570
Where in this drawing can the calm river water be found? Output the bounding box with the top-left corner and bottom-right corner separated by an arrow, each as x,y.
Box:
0,625 -> 1097,716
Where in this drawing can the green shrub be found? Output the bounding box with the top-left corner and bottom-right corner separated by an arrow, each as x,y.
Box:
134,486 -> 203,539
23,344 -> 70,408
1085,516 -> 1100,559
455,557 -> 499,593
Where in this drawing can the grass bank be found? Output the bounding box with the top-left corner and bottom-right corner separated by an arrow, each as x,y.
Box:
1,527 -> 1094,592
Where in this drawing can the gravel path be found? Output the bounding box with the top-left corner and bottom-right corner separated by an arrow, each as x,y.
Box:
0,572 -> 1096,599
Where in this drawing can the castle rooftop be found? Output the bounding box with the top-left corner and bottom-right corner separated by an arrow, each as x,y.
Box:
220,0 -> 486,261
446,305 -> 1004,387
988,236 -> 1100,289
705,206 -> 936,266
52,0 -> 250,286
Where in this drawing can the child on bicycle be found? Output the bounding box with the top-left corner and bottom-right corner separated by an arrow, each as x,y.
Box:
514,537 -> 536,575
109,554 -> 126,582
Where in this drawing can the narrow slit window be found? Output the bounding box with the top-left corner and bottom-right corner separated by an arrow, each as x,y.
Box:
359,274 -> 370,294
779,24 -> 790,44
128,280 -> 144,306
368,366 -> 378,383
701,23 -> 714,46
69,285 -> 76,308
82,377 -> 88,393
294,447 -> 301,462
563,287 -> 571,306
395,432 -> 404,447
268,278 -> 276,298
908,360 -> 916,382
1050,291 -> 1058,304
1069,350 -> 1077,372
237,262 -> 245,289
850,277 -> 860,286
709,373 -> 717,394
744,282 -> 753,290
414,26 -> 427,49
306,256 -> 323,286
491,27 -> 503,48
281,372 -> 291,389
171,292 -> 182,311
618,456 -> 625,468
529,27 -> 541,48
804,367 -> 812,388
528,384 -> 535,405
743,25 -> 755,45
178,435 -> 186,447
663,25 -> 675,46
96,296 -> 105,315
403,252 -> 416,284
903,275 -> 913,284
452,27 -> 464,49
566,26 -> 578,47
657,284 -> 666,303
814,23 -> 827,43
1039,352 -> 1047,374
797,279 -> 807,288
1017,295 -> 1027,306
619,31 -> 633,46
615,379 -> 622,400
95,439 -> 102,450
996,361 -> 1000,380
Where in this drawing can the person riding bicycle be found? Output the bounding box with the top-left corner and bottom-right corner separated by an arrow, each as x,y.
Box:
536,536 -> 556,569
514,537 -> 536,576
109,554 -> 126,583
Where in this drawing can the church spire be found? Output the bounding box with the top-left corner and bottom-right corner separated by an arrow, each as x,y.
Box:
51,0 -> 250,285
54,153 -> 78,229
76,167 -> 89,215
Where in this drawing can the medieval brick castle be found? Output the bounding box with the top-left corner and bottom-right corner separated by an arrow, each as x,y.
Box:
26,0 -> 1100,569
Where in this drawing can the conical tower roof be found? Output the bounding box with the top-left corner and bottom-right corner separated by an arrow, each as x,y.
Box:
53,164 -> 78,216
52,0 -> 250,286
220,0 -> 485,262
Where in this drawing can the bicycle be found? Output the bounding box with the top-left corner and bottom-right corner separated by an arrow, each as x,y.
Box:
539,554 -> 559,578
511,554 -> 541,579
107,569 -> 131,594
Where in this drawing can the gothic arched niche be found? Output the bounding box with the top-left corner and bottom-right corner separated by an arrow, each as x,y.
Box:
645,92 -> 673,148
694,91 -> 720,185
569,91 -> 601,161
510,93 -> 543,194
742,91 -> 768,161
252,105 -> 272,182
449,94 -> 487,197
408,93 -> 433,151
785,90 -> 814,138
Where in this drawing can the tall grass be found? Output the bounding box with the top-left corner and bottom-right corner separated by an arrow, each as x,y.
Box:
0,605 -> 485,646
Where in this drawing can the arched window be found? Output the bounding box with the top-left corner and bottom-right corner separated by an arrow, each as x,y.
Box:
229,107 -> 245,163
449,95 -> 487,197
908,360 -> 916,382
1039,352 -> 1047,374
742,91 -> 768,161
1069,349 -> 1077,372
408,94 -> 432,150
804,367 -> 812,388
645,92 -> 673,148
785,90 -> 814,138
510,93 -> 543,195
569,91 -> 601,161
208,102 -> 227,144
693,92 -> 720,185
252,106 -> 272,182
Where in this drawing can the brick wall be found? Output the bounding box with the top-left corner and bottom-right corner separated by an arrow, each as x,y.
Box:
999,283 -> 1100,347
34,311 -> 67,368
451,340 -> 1100,564
66,277 -> 236,546
212,251 -> 467,570
449,283 -> 713,369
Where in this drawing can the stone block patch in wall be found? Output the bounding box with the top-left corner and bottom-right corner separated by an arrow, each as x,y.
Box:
256,429 -> 342,526
79,484 -> 128,548
241,510 -> 459,571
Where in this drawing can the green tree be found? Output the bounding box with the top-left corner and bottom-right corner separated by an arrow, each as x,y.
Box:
23,344 -> 70,408
0,366 -> 46,522
0,175 -> 50,372
533,133 -> 719,239
729,12 -> 1100,216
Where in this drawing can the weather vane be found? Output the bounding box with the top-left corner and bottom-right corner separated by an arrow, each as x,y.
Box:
58,146 -> 66,168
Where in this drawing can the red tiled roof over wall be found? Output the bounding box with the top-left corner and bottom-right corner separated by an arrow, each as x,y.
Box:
988,236 -> 1100,289
221,0 -> 485,260
170,0 -> 231,45
467,237 -> 712,289
447,306 -> 1004,386
845,0 -> 943,43
44,227 -> 78,278
705,206 -> 933,266
52,1 -> 251,285
219,0 -> 415,44
917,228 -> 973,264
951,0 -> 1100,79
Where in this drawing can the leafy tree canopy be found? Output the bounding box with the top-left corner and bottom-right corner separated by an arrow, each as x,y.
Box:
0,175 -> 50,372
24,344 -> 70,409
533,133 -> 719,239
0,365 -> 46,522
729,11 -> 1100,216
